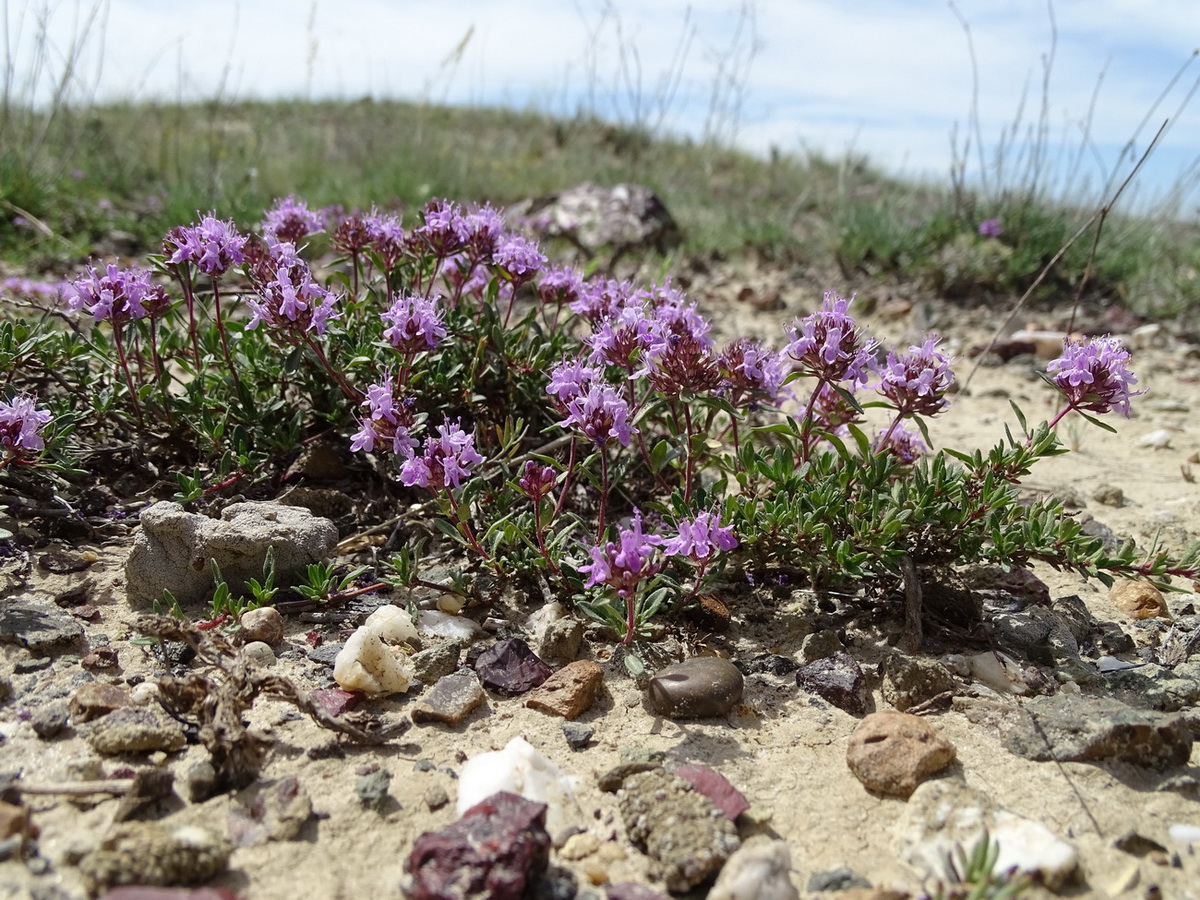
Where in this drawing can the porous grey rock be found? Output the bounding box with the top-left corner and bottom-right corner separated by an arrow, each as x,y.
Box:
87,706 -> 187,755
535,617 -> 585,665
410,641 -> 463,685
511,182 -> 681,262
78,822 -> 231,893
411,672 -> 486,726
618,768 -> 741,893
1106,661 -> 1200,711
0,599 -> 84,652
124,500 -> 338,605
1001,694 -> 1193,767
895,779 -> 1078,890
881,655 -> 958,712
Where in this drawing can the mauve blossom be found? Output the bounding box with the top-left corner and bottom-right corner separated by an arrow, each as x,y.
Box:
537,266 -> 585,308
69,264 -> 170,325
163,215 -> 247,276
546,360 -> 604,406
244,240 -> 339,337
261,195 -> 325,244
786,292 -> 878,387
1047,335 -> 1145,417
978,218 -> 1003,238
663,512 -> 738,561
349,374 -> 418,456
876,335 -> 955,418
399,419 -> 484,490
0,394 -> 52,454
518,460 -> 558,501
718,338 -> 788,407
579,510 -> 664,598
492,234 -> 546,287
872,423 -> 928,465
558,383 -> 638,448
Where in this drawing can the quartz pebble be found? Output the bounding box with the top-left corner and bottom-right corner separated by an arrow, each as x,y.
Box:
457,737 -> 583,841
707,836 -> 799,900
646,657 -> 743,719
332,605 -> 417,696
845,711 -> 956,798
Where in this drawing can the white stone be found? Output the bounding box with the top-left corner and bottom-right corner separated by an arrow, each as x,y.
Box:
1137,428 -> 1174,449
708,836 -> 799,900
333,625 -> 414,696
364,604 -> 418,644
526,601 -> 567,638
457,736 -> 582,843
896,780 -> 1078,891
967,651 -> 1028,695
418,609 -> 483,641
1168,823 -> 1200,845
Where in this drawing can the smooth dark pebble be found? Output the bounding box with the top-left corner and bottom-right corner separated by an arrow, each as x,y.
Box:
646,657 -> 743,719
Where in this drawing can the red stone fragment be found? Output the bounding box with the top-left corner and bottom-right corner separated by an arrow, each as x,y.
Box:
404,791 -> 551,900
308,688 -> 361,718
671,764 -> 750,821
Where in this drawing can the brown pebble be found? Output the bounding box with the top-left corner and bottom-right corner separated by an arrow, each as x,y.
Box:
525,660 -> 604,720
845,710 -> 956,798
647,657 -> 743,719
239,606 -> 285,646
1110,579 -> 1171,620
411,672 -> 485,726
69,682 -> 133,723
0,801 -> 34,840
684,594 -> 732,632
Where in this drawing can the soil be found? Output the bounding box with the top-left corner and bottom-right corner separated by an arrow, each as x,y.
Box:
3,258 -> 1200,900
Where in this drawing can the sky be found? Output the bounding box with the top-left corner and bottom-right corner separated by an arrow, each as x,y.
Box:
9,0 -> 1200,214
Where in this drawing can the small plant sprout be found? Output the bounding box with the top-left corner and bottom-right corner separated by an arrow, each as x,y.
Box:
294,562 -> 370,605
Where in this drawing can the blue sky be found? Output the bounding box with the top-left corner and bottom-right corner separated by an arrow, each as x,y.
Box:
12,0 -> 1200,213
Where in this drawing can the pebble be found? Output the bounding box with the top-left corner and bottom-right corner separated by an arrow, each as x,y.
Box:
418,609 -> 484,642
736,654 -> 798,676
0,801 -> 32,841
424,785 -> 450,811
405,791 -> 551,900
707,836 -> 799,900
617,768 -> 741,893
475,637 -> 553,695
410,641 -> 463,685
799,629 -> 844,663
411,672 -> 486,726
308,687 -> 361,718
605,884 -> 669,900
356,768 -> 393,811
646,657 -> 743,719
239,606 -> 285,646
682,594 -> 732,632
796,652 -> 872,716
807,867 -> 872,892
1093,484 -> 1126,507
534,617 -> 586,665
240,641 -> 276,667
227,776 -> 313,845
30,699 -> 70,739
845,711 -> 956,798
1137,428 -> 1174,449
525,660 -> 605,720
87,706 -> 187,755
333,620 -> 414,696
1167,823 -> 1200,845
457,737 -> 583,842
562,722 -> 595,750
1111,579 -> 1172,620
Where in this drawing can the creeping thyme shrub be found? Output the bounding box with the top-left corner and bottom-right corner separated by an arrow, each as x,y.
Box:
3,193 -> 1199,645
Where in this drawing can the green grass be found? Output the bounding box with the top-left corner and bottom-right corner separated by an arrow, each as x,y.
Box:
1,96 -> 1198,323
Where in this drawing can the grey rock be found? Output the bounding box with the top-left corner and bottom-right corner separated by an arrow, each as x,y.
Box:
14,656 -> 52,673
562,722 -> 595,750
799,629 -> 843,663
411,672 -> 485,726
807,867 -> 871,892
536,617 -> 585,665
307,642 -> 343,666
240,641 -> 276,668
0,600 -> 84,652
355,768 -> 392,811
1106,662 -> 1200,711
647,657 -> 743,719
796,652 -> 872,717
617,768 -> 741,893
1001,694 -> 1193,767
410,641 -> 463,685
534,866 -> 579,900
1093,484 -> 1126,507
227,776 -> 313,845
511,182 -> 681,260
881,655 -> 958,711
86,706 -> 187,755
77,822 -> 231,893
184,760 -> 218,803
424,784 -> 450,812
124,500 -> 338,605
30,699 -> 70,739
1158,615 -> 1200,667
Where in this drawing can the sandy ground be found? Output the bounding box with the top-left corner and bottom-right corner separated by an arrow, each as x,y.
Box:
3,265 -> 1200,900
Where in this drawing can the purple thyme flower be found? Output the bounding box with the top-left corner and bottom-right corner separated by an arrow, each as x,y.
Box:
381,291 -> 447,353
978,218 -> 1003,238
1,277 -> 69,303
717,338 -> 788,408
546,360 -> 604,407
570,278 -> 637,323
872,423 -> 928,465
537,265 -> 585,309
68,263 -> 171,325
785,291 -> 878,387
579,510 -> 664,598
244,240 -> 340,337
365,210 -> 407,270
261,195 -> 325,244
492,234 -> 546,288
663,511 -> 738,562
876,335 -> 955,418
812,381 -> 862,434
399,418 -> 484,490
0,394 -> 52,454
586,304 -> 653,370
1046,335 -> 1145,417
410,198 -> 469,257
163,215 -> 247,277
518,460 -> 558,501
559,383 -> 638,448
349,373 -> 418,455
331,212 -> 374,256
464,204 -> 504,262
